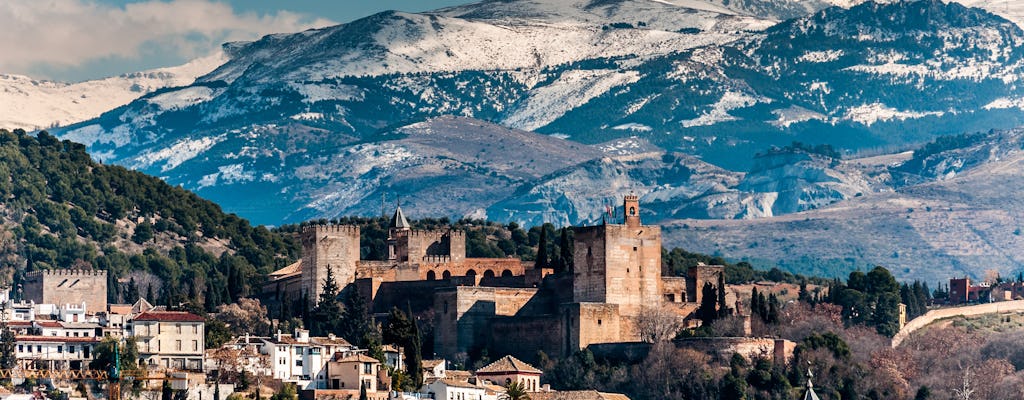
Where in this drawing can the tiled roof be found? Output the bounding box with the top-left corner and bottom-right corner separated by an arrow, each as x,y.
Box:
17,335 -> 101,343
269,261 -> 302,279
422,359 -> 445,368
134,311 -> 205,322
335,354 -> 380,363
435,379 -> 481,390
530,391 -> 631,400
35,321 -> 62,328
475,355 -> 542,375
311,336 -> 352,346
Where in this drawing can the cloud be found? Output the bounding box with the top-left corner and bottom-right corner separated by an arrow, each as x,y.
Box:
0,0 -> 335,78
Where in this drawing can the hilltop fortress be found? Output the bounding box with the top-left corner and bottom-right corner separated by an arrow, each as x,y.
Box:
265,195 -> 723,359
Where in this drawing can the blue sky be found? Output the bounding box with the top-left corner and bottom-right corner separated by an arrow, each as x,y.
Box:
0,0 -> 470,82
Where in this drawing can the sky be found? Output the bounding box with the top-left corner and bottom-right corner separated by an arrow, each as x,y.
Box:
0,0 -> 470,82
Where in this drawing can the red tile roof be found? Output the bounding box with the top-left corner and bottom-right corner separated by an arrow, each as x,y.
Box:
35,321 -> 62,328
134,311 -> 205,322
476,355 -> 542,375
17,335 -> 101,343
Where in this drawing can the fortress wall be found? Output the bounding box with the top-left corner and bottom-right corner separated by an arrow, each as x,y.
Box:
892,300 -> 1024,347
301,225 -> 360,307
24,269 -> 107,313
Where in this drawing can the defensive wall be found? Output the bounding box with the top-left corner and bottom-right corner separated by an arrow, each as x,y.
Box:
24,269 -> 107,313
588,338 -> 795,365
892,300 -> 1024,347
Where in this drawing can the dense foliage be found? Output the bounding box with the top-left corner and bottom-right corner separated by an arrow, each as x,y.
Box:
0,129 -> 299,311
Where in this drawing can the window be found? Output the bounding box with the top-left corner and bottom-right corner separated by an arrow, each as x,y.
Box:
193,340 -> 198,351
193,325 -> 198,334
176,340 -> 182,351
74,332 -> 79,337
279,358 -> 286,365
176,324 -> 181,334
17,345 -> 22,352
296,360 -> 303,367
363,363 -> 373,374
57,346 -> 63,353
69,345 -> 75,353
36,345 -> 41,352
295,347 -> 303,355
51,332 -> 57,336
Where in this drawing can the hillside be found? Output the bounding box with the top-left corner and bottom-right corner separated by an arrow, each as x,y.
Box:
0,128 -> 299,310
665,128 -> 1024,282
0,52 -> 227,131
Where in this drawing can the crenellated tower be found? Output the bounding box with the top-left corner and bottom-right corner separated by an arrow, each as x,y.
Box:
301,224 -> 361,307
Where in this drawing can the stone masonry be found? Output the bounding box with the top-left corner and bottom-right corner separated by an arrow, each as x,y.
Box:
24,269 -> 107,313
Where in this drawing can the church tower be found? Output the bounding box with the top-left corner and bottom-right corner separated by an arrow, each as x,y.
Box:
388,206 -> 411,261
623,193 -> 640,227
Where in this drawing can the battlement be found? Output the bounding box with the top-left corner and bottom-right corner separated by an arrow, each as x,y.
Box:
624,194 -> 639,202
301,224 -> 361,235
422,255 -> 452,263
29,269 -> 107,277
407,229 -> 463,238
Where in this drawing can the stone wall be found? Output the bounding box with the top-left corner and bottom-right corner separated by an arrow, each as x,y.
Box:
572,224 -> 661,316
674,337 -> 795,365
572,226 -> 607,304
405,230 -> 465,264
662,277 -> 688,303
892,300 -> 1024,347
24,269 -> 107,313
301,225 -> 360,307
562,302 -> 625,354
687,264 -> 724,303
489,315 -> 562,363
433,286 -> 540,358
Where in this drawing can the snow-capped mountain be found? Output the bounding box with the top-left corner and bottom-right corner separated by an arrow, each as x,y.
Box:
51,0 -> 1024,227
0,52 -> 228,131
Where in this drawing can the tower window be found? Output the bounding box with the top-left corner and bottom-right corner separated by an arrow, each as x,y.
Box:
629,207 -> 636,216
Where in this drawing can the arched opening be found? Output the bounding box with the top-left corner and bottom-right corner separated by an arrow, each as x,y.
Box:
466,269 -> 476,278
426,271 -> 436,281
442,270 -> 451,279
501,269 -> 513,278
483,270 -> 495,279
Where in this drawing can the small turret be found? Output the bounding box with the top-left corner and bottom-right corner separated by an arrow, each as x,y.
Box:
623,193 -> 640,227
391,206 -> 411,230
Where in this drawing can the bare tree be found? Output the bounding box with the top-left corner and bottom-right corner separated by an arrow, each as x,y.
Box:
635,306 -> 683,343
954,364 -> 974,400
217,298 -> 272,336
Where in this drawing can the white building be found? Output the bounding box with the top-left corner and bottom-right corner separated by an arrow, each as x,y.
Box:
130,311 -> 205,371
422,379 -> 488,400
262,329 -> 356,390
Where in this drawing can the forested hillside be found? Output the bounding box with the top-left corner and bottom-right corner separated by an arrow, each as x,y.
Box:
0,129 -> 300,311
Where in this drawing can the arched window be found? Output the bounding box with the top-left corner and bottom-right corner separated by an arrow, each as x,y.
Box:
466,269 -> 476,278
501,270 -> 513,278
426,271 -> 436,281
483,270 -> 495,279
629,206 -> 636,216
442,270 -> 451,279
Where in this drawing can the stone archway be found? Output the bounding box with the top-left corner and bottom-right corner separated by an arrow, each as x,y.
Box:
466,269 -> 476,278
426,271 -> 436,281
483,270 -> 495,279
501,269 -> 513,277
442,270 -> 451,279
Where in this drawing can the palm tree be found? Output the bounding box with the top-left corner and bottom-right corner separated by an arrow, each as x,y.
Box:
502,381 -> 531,400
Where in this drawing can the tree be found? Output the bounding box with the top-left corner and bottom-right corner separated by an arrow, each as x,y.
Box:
91,337 -> 140,375
217,298 -> 272,336
161,380 -> 173,400
636,306 -> 683,342
359,381 -> 368,400
558,228 -> 573,273
503,381 -> 531,400
717,272 -> 730,318
0,322 -> 15,371
408,304 -> 424,390
697,282 -> 718,327
536,225 -> 549,269
382,307 -> 414,348
339,286 -> 376,349
309,265 -> 342,336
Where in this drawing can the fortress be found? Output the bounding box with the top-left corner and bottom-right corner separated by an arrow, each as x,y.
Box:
24,269 -> 108,312
265,195 -> 723,360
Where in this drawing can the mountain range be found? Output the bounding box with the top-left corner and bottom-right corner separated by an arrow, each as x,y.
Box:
5,0 -> 1024,281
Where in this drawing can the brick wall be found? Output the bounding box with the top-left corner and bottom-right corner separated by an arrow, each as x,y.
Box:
24,270 -> 107,313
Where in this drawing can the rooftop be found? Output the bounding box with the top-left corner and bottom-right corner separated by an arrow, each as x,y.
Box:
134,311 -> 205,322
335,354 -> 380,364
530,391 -> 630,400
476,355 -> 542,375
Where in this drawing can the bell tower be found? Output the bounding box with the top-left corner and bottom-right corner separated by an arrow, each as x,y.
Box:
623,193 -> 640,227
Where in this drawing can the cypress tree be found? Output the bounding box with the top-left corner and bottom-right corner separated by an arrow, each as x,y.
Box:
750,287 -> 760,317
536,225 -> 549,269
408,303 -> 423,390
717,272 -> 730,318
558,228 -> 573,273
697,282 -> 718,327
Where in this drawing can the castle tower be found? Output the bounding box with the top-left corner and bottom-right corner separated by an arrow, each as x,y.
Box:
301,225 -> 361,307
623,193 -> 640,227
388,206 -> 411,261
572,194 -> 662,316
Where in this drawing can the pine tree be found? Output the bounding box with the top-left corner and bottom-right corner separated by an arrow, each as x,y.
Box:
408,304 -> 423,390
310,265 -> 342,336
0,322 -> 16,371
750,287 -> 760,318
339,286 -> 375,348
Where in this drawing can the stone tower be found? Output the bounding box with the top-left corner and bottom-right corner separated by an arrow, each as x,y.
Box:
387,206 -> 465,263
301,225 -> 360,307
571,194 -> 662,316
24,269 -> 107,313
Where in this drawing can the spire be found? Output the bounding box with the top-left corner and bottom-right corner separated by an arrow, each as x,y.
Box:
803,369 -> 821,400
390,205 -> 411,230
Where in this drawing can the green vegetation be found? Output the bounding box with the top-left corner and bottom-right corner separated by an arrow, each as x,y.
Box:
0,129 -> 299,311
662,247 -> 830,285
823,266 -> 905,336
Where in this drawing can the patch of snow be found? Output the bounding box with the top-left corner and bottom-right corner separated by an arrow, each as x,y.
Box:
60,124 -> 133,148
147,86 -> 216,110
770,106 -> 827,128
287,82 -> 362,103
290,112 -> 325,121
503,69 -> 640,131
844,103 -> 944,126
197,163 -> 256,189
983,97 -> 1024,110
798,49 -> 844,63
132,134 -> 227,172
681,91 -> 767,128
612,123 -> 653,132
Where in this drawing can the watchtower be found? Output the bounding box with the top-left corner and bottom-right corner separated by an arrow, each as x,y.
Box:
301,224 -> 361,307
572,194 -> 662,316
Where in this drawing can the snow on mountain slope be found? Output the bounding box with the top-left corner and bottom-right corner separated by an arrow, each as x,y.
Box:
0,52 -> 228,131
200,1 -> 771,85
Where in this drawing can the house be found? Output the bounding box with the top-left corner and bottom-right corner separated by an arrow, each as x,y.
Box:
475,356 -> 542,392
13,335 -> 100,370
422,379 -> 487,400
383,344 -> 404,371
422,359 -> 446,380
529,391 -> 631,400
130,310 -> 205,370
326,353 -> 381,391
262,329 -> 356,390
